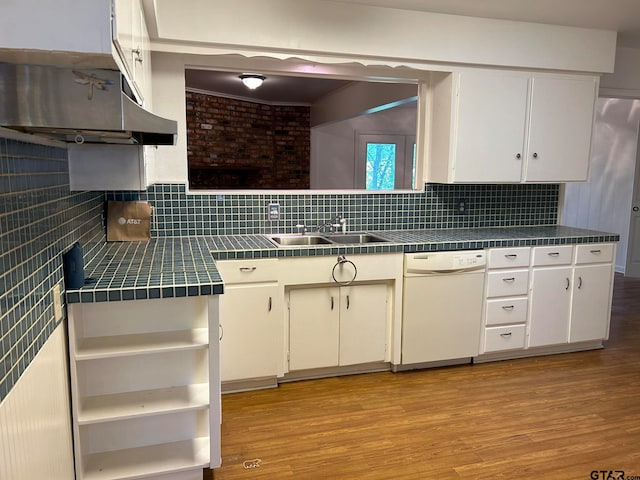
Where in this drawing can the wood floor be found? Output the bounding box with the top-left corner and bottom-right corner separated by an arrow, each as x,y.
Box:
212,274 -> 640,479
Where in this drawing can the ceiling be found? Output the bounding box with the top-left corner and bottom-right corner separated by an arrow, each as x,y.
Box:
185,69 -> 353,104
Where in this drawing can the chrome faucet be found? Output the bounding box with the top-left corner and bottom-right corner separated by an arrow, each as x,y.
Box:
295,224 -> 308,235
316,215 -> 347,233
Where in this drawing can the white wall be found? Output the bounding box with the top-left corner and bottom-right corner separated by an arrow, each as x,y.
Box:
151,0 -> 615,74
563,98 -> 640,272
0,324 -> 75,480
311,103 -> 416,189
600,47 -> 640,98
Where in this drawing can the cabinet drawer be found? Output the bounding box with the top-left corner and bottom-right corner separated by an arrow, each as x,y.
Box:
532,245 -> 573,266
486,270 -> 529,297
484,325 -> 526,352
485,297 -> 528,326
574,244 -> 614,265
487,247 -> 530,269
216,259 -> 279,284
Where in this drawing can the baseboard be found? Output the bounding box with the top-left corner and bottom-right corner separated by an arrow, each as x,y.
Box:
221,377 -> 278,394
279,362 -> 390,383
391,357 -> 472,372
473,341 -> 604,363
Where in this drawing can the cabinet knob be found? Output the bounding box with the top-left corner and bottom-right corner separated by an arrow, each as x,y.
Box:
532,152 -> 538,158
515,153 -> 521,159
634,206 -> 639,212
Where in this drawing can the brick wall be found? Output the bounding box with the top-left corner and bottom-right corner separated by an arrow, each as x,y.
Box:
186,92 -> 310,189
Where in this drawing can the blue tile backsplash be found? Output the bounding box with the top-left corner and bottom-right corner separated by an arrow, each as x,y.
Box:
0,137 -> 104,402
107,183 -> 559,236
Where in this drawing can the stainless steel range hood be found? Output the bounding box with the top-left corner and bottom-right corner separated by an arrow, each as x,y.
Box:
0,63 -> 177,145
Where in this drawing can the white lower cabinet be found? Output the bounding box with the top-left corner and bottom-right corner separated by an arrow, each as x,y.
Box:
570,262 -> 614,342
67,296 -> 220,480
528,244 -> 615,348
528,266 -> 572,347
216,259 -> 282,383
288,284 -> 388,371
481,243 -> 615,357
218,284 -> 281,382
481,247 -> 531,354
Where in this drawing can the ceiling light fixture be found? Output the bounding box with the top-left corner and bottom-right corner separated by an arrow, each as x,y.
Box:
239,73 -> 266,90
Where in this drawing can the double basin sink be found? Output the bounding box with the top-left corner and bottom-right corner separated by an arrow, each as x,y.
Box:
266,232 -> 390,247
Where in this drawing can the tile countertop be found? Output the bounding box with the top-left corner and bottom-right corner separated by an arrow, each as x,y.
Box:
66,226 -> 619,304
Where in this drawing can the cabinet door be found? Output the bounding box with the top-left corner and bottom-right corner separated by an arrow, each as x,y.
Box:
570,264 -> 613,343
528,267 -> 572,347
289,287 -> 340,371
453,70 -> 528,182
524,76 -> 597,182
219,285 -> 281,381
339,284 -> 388,366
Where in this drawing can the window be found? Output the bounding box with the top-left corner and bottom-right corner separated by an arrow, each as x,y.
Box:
357,134 -> 416,190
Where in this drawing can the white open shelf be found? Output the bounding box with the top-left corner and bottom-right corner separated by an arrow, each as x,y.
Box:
75,329 -> 209,360
82,437 -> 210,480
78,384 -> 210,425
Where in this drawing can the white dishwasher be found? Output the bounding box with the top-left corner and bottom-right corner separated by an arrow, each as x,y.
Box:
401,250 -> 486,366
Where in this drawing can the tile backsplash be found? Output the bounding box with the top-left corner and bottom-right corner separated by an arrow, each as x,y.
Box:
107,183 -> 560,236
0,137 -> 104,402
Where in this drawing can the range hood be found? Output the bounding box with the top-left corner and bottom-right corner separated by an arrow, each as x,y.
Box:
0,63 -> 177,145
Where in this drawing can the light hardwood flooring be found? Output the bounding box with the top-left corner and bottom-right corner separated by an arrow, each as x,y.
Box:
211,274 -> 640,479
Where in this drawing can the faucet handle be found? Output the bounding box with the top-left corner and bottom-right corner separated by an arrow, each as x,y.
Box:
295,224 -> 307,234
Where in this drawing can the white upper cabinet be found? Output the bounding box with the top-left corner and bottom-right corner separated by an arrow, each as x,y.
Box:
113,0 -> 151,104
452,71 -> 529,183
426,69 -> 598,184
524,76 -> 597,182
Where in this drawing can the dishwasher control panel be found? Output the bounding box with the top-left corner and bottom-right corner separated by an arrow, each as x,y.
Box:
404,250 -> 486,274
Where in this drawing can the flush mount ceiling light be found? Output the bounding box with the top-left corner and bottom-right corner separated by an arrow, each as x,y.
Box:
239,73 -> 266,90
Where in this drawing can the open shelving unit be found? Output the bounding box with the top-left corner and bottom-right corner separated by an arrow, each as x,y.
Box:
67,296 -> 220,480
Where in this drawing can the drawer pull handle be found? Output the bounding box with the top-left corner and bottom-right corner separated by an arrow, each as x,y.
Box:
565,278 -> 570,290
268,296 -> 272,312
219,324 -> 224,341
500,332 -> 512,338
501,305 -> 515,310
504,254 -> 517,259
578,276 -> 583,289
346,295 -> 350,310
548,252 -> 560,257
502,277 -> 515,282
590,249 -> 602,254
239,266 -> 257,272
331,296 -> 334,311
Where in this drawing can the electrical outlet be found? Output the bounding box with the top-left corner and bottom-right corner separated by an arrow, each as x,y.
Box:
268,203 -> 281,220
456,198 -> 468,215
52,284 -> 63,322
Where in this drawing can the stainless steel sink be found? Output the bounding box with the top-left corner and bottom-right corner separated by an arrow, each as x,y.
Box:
324,233 -> 389,244
267,234 -> 334,246
266,232 -> 390,247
